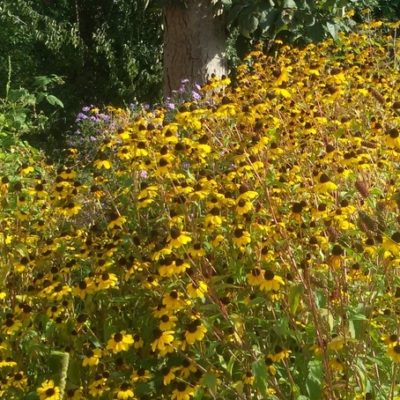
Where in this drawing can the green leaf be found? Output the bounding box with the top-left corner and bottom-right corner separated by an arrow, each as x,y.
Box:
239,14 -> 259,38
288,283 -> 304,314
284,0 -> 297,8
202,373 -> 217,393
306,360 -> 323,399
252,360 -> 268,394
45,94 -> 64,108
325,22 -> 337,39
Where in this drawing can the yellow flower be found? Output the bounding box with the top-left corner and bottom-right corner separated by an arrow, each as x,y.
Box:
131,368 -> 151,383
162,290 -> 187,311
171,382 -> 195,400
115,383 -> 135,399
184,319 -> 207,345
82,348 -> 102,367
243,371 -> 254,385
236,198 -> 253,215
329,358 -> 344,373
151,328 -> 175,352
382,232 -> 400,256
37,380 -> 61,400
270,346 -> 291,362
233,227 -> 251,247
179,359 -> 197,378
387,342 -> 400,362
107,213 -> 127,230
188,243 -> 205,258
65,387 -> 83,400
314,173 -> 337,193
159,314 -> 178,330
94,153 -> 112,169
186,281 -> 208,299
106,331 -> 134,353
168,227 -> 192,248
96,272 -> 118,290
259,270 -> 285,292
162,366 -> 179,385
247,268 -> 264,287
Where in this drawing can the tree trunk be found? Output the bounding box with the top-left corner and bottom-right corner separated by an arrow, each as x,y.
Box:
163,0 -> 227,98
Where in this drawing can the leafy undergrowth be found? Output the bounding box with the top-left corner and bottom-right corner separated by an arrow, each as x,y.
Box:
1,21 -> 400,400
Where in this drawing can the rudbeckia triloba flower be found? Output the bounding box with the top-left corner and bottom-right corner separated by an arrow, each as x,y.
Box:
387,342 -> 400,363
171,382 -> 195,400
115,382 -> 135,400
168,227 -> 192,248
106,331 -> 134,353
243,371 -> 255,385
259,270 -> 285,292
82,348 -> 102,367
186,281 -> 208,299
184,319 -> 207,345
37,380 -> 61,400
233,227 -> 251,248
151,328 -> 175,352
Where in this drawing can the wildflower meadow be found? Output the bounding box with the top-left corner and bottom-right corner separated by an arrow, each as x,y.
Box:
1,21 -> 400,400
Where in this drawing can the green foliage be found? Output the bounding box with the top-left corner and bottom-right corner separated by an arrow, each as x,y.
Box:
214,0 -> 400,56
0,57 -> 64,149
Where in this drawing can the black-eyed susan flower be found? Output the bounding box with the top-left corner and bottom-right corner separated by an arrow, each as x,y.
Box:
383,232 -> 400,256
314,173 -> 337,193
179,359 -> 197,378
328,244 -> 344,268
96,272 -> 118,290
171,382 -> 195,400
162,290 -> 187,311
168,227 -> 192,248
184,319 -> 207,345
82,348 -> 102,367
188,243 -> 205,258
247,268 -> 264,287
159,313 -> 178,330
94,152 -> 112,169
162,366 -> 179,385
131,368 -> 151,383
115,382 -> 135,400
387,342 -> 400,363
151,328 -> 174,352
10,371 -> 28,390
88,376 -> 109,397
107,213 -> 127,230
271,345 -> 291,362
259,270 -> 285,292
265,356 -> 276,375
65,387 -> 83,400
106,331 -> 134,353
233,227 -> 251,248
329,358 -> 345,373
186,281 -> 208,299
37,380 -> 61,400
243,370 -> 254,385
3,317 -> 22,335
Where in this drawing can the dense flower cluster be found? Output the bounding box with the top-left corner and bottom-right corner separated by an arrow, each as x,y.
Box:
1,21 -> 400,399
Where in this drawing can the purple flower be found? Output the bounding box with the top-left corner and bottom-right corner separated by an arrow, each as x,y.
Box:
82,106 -> 90,112
75,113 -> 88,122
166,102 -> 176,110
192,91 -> 201,100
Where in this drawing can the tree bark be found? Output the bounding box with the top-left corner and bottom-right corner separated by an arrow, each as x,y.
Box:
163,0 -> 227,98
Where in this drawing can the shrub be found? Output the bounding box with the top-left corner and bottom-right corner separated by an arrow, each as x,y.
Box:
0,21 -> 400,400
